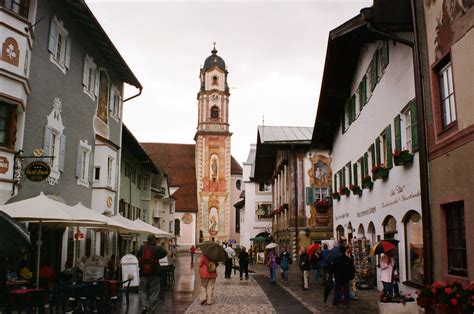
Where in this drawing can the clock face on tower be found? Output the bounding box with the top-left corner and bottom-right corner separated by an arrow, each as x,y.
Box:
210,93 -> 220,102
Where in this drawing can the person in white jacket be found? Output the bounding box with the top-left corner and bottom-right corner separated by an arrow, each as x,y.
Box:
380,254 -> 394,297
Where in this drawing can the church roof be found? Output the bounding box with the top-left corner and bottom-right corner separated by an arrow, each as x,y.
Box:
141,143 -> 197,212
203,46 -> 226,71
141,142 -> 242,212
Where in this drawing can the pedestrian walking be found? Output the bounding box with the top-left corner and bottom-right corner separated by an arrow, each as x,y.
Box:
238,247 -> 249,280
311,248 -> 321,286
321,244 -> 330,281
278,246 -> 292,283
266,248 -> 278,284
137,234 -> 167,314
224,243 -> 235,278
249,246 -> 254,265
190,245 -> 196,266
332,245 -> 355,308
198,253 -> 218,305
380,253 -> 395,297
299,246 -> 311,290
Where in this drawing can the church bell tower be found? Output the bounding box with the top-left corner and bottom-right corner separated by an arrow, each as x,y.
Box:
195,44 -> 232,242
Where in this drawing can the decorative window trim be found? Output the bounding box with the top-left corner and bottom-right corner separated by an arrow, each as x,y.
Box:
109,85 -> 122,121
76,139 -> 92,188
106,155 -> 114,188
48,16 -> 71,75
44,98 -> 65,186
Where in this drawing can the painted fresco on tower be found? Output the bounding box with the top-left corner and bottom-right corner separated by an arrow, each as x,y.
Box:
208,206 -> 219,236
210,154 -> 219,181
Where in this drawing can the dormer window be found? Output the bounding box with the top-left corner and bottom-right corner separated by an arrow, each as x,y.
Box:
211,106 -> 219,119
212,76 -> 218,86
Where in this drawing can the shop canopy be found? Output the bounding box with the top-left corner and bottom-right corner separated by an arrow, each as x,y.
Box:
109,214 -> 150,234
133,219 -> 173,238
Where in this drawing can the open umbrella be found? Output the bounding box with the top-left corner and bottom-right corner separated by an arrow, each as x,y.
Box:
0,212 -> 30,258
199,242 -> 227,263
370,240 -> 398,256
250,236 -> 269,242
265,242 -> 277,249
307,243 -> 321,257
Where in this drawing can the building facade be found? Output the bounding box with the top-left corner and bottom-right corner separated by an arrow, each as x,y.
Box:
312,6 -> 423,293
420,0 -> 474,283
195,46 -> 233,243
2,0 -> 141,270
239,144 -> 272,249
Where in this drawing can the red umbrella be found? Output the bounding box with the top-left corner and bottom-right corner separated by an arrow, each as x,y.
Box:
307,243 -> 321,257
370,240 -> 397,256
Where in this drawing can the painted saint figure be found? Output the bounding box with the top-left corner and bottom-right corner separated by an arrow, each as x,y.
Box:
209,207 -> 218,236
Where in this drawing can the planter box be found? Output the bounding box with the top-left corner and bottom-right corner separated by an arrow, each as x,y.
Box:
351,187 -> 362,196
373,169 -> 389,180
394,151 -> 414,166
362,180 -> 373,190
378,301 -> 418,314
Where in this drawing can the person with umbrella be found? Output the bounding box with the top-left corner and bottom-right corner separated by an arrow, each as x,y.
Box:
332,245 -> 355,308
266,247 -> 278,285
370,240 -> 398,298
137,234 -> 168,314
198,242 -> 226,305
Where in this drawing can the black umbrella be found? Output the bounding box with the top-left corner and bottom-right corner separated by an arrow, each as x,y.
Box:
154,245 -> 168,259
0,212 -> 30,258
323,246 -> 341,304
323,276 -> 334,305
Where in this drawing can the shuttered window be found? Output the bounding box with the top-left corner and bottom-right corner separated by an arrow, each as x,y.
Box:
305,187 -> 314,205
370,54 -> 378,92
353,163 -> 358,186
375,138 -> 381,165
385,125 -> 393,168
394,114 -> 401,152
350,95 -> 356,123
347,162 -> 352,186
48,17 -> 71,72
359,75 -> 367,110
410,100 -> 419,152
364,153 -> 369,177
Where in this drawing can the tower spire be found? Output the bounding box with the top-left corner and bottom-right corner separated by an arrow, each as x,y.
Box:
212,41 -> 217,55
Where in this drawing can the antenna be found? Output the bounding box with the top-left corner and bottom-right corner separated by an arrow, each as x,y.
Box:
262,115 -> 265,127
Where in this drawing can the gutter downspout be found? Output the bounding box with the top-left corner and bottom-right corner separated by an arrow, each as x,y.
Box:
365,6 -> 433,285
123,86 -> 143,103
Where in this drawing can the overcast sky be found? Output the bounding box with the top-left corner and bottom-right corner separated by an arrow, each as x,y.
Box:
87,0 -> 371,164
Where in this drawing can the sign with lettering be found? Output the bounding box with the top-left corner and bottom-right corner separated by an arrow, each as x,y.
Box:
0,156 -> 9,174
24,161 -> 50,182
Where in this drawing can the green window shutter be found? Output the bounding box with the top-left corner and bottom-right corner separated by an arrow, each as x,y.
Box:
370,144 -> 376,168
364,153 -> 369,176
359,76 -> 367,109
410,99 -> 419,152
341,113 -> 346,134
375,138 -> 381,165
347,99 -> 352,126
383,40 -> 389,69
305,187 -> 314,205
386,125 -> 393,169
350,95 -> 356,122
334,173 -> 337,191
353,163 -> 358,186
347,162 -> 352,186
360,157 -> 365,179
342,168 -> 346,187
370,55 -> 378,92
394,114 -> 401,152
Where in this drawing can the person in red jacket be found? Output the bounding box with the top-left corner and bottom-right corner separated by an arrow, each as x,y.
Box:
198,254 -> 217,305
190,245 -> 196,266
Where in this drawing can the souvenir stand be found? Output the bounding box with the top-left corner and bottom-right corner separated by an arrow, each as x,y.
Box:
352,238 -> 373,289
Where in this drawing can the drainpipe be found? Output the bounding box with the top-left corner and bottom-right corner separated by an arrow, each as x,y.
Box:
123,87 -> 143,103
364,4 -> 433,285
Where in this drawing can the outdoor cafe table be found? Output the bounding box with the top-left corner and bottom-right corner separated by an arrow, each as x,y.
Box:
9,288 -> 48,312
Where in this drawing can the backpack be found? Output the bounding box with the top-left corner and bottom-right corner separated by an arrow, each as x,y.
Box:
139,245 -> 157,276
207,260 -> 217,273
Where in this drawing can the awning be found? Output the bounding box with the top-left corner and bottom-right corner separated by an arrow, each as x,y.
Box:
109,214 -> 147,234
133,219 -> 173,238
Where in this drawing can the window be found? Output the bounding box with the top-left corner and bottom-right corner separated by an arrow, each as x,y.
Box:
358,75 -> 367,110
235,208 -> 240,233
211,106 -> 219,119
107,157 -> 113,187
405,212 -> 423,283
82,55 -> 98,100
174,219 -> 180,236
236,179 -> 241,190
258,182 -> 271,192
124,162 -> 130,178
94,167 -> 100,181
404,109 -> 412,152
369,53 -> 378,92
44,127 -> 65,173
381,131 -> 387,165
377,40 -> 389,79
109,85 -> 122,119
48,17 -> 71,73
212,76 -> 218,86
439,62 -> 456,127
75,140 -> 91,187
0,102 -> 16,149
345,162 -> 352,186
1,0 -> 30,18
256,203 -> 272,219
169,221 -> 173,233
445,201 -> 467,277
313,188 -> 330,200
336,225 -> 345,241
131,166 -> 136,184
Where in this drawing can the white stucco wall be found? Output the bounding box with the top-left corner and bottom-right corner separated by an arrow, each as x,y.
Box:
331,38 -> 421,294
175,212 -> 196,249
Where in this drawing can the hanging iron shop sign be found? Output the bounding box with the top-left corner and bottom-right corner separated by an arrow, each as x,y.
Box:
24,161 -> 51,182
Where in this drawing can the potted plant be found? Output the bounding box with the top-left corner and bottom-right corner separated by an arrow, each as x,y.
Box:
332,192 -> 340,201
349,184 -> 362,196
393,150 -> 414,166
372,164 -> 389,180
313,198 -> 331,212
339,186 -> 350,197
416,281 -> 474,314
379,292 -> 417,314
362,175 -> 374,189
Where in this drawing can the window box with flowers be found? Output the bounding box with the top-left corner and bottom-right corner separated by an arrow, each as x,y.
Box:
313,199 -> 331,213
379,292 -> 417,314
362,175 -> 374,189
416,281 -> 474,314
349,184 -> 362,196
339,186 -> 350,197
372,164 -> 389,180
332,192 -> 340,201
393,150 -> 414,166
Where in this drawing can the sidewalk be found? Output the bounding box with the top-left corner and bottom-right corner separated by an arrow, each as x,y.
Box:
185,264 -> 276,314
249,262 -> 380,314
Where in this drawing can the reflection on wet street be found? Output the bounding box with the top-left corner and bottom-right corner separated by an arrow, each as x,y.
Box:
117,253 -> 199,313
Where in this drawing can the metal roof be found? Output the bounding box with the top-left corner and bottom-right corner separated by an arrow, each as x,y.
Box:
258,126 -> 313,144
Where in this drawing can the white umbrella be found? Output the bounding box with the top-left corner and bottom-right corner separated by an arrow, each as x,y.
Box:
110,214 -> 147,233
133,219 -> 173,238
265,242 -> 278,249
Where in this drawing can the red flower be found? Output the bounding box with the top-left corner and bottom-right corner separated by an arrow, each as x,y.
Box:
393,150 -> 401,158
431,288 -> 437,294
444,287 -> 453,295
450,298 -> 458,306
